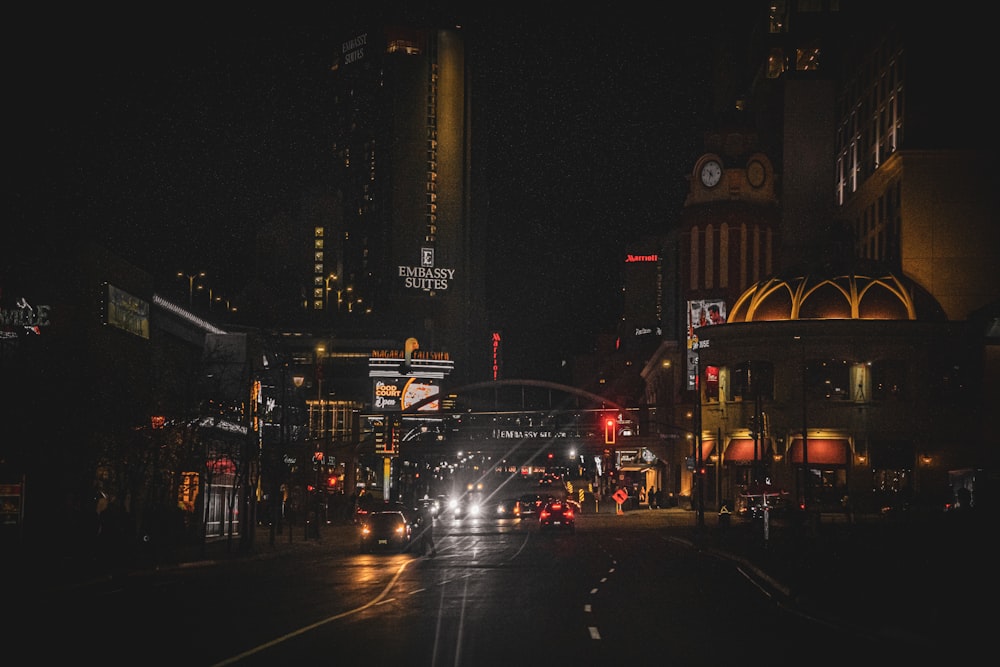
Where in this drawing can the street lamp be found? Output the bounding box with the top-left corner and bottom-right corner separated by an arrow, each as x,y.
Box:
196,283 -> 215,309
324,274 -> 338,311
315,342 -> 327,436
177,271 -> 205,306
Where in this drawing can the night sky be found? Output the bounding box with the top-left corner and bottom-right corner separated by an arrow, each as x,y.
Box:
8,4 -> 755,378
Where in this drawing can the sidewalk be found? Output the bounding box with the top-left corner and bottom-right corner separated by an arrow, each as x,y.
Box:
678,507 -> 990,652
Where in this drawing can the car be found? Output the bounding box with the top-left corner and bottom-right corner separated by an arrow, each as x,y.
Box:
444,488 -> 484,519
359,510 -> 415,553
563,496 -> 582,514
443,494 -> 465,518
356,498 -> 419,526
517,493 -> 546,519
455,494 -> 483,519
494,498 -> 521,520
417,495 -> 442,518
538,499 -> 575,533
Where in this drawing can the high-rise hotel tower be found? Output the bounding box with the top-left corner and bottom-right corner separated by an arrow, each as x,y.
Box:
321,17 -> 485,385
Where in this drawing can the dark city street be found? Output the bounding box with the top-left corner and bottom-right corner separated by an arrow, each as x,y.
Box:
3,3 -> 996,664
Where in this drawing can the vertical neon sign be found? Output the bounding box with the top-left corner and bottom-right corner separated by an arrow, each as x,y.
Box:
491,332 -> 501,380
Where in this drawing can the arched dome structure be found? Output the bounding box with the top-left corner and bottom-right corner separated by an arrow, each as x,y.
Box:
727,267 -> 946,323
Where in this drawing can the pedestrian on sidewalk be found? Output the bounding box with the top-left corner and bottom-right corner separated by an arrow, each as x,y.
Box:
648,486 -> 657,509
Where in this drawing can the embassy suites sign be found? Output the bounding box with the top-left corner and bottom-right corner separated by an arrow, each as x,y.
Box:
340,33 -> 367,66
398,247 -> 456,292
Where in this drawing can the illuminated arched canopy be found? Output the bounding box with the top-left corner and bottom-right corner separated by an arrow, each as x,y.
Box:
728,266 -> 946,323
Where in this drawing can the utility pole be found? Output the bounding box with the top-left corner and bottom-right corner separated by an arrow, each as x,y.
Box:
695,350 -> 705,529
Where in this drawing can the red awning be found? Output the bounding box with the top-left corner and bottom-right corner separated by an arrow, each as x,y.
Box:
698,439 -> 715,461
788,438 -> 849,465
724,438 -> 769,462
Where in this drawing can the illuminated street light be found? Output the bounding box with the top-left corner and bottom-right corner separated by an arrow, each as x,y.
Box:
196,283 -> 215,309
324,273 -> 338,311
177,271 -> 205,306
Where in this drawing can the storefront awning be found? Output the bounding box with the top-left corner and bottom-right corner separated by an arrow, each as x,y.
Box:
724,438 -> 769,462
697,439 -> 715,461
788,438 -> 849,465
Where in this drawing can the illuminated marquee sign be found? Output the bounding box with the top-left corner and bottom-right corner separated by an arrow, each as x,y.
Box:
397,247 -> 455,292
373,377 -> 440,411
369,337 -> 453,412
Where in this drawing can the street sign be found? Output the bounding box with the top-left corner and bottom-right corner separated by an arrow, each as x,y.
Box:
612,488 -> 628,504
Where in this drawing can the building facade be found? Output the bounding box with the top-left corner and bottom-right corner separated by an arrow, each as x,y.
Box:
319,18 -> 486,386
638,2 -> 998,514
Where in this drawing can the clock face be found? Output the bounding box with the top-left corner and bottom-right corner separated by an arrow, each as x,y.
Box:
700,160 -> 722,188
747,160 -> 766,188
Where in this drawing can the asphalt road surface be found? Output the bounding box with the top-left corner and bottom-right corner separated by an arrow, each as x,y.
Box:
16,503 -> 943,666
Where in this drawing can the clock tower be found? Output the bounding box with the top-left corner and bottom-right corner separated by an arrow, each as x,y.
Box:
675,129 -> 780,389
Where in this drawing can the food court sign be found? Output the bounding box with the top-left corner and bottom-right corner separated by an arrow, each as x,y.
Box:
369,337 -> 453,412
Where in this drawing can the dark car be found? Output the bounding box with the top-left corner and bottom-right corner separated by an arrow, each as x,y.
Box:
517,493 -> 546,519
444,490 -> 484,520
359,510 -> 414,553
538,499 -> 575,533
494,498 -> 521,520
417,495 -> 445,518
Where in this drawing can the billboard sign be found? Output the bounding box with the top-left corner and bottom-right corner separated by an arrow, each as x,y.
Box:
106,283 -> 150,339
373,377 -> 440,411
686,299 -> 726,390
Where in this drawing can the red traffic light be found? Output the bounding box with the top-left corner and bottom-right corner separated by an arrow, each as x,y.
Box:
326,475 -> 338,488
604,417 -> 616,444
